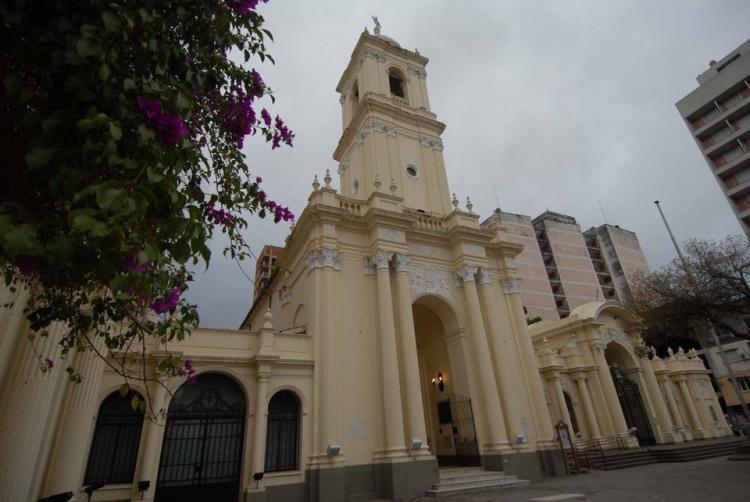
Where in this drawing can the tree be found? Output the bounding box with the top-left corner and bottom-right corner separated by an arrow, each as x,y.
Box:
629,235 -> 750,347
0,0 -> 294,408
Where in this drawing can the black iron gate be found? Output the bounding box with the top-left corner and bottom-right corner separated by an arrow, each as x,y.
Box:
611,368 -> 656,446
155,374 -> 246,502
437,394 -> 480,466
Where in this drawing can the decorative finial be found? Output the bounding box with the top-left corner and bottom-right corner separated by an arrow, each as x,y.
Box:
312,174 -> 320,191
372,16 -> 381,35
324,169 -> 332,187
389,178 -> 397,195
466,196 -> 473,213
452,193 -> 459,209
374,174 -> 382,191
264,307 -> 273,329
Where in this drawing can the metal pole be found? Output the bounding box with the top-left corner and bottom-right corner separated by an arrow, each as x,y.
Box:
654,200 -> 750,421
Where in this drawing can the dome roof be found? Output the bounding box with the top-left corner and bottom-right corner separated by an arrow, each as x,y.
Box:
374,32 -> 400,48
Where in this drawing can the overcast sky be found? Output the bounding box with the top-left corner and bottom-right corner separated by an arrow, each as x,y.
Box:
186,0 -> 750,329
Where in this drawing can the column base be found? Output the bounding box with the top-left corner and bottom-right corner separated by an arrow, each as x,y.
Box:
481,449 -> 566,482
655,429 -> 684,444
303,457 -> 438,502
689,428 -> 710,440
480,441 -> 514,454
243,487 -> 266,502
372,447 -> 409,460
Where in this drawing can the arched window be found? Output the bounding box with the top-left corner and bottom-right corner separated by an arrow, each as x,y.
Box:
388,68 -> 406,99
708,405 -> 718,423
264,390 -> 300,472
351,81 -> 359,106
84,391 -> 145,485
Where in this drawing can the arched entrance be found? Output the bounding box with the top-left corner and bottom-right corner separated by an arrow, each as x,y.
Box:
605,344 -> 656,446
155,373 -> 246,502
413,295 -> 479,467
563,390 -> 580,435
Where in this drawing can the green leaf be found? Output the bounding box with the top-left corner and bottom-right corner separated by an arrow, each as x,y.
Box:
97,186 -> 125,212
46,236 -> 75,266
146,166 -> 164,183
119,383 -> 129,397
76,37 -> 96,57
2,225 -> 42,255
176,92 -> 190,111
138,124 -> 155,141
98,63 -> 110,81
123,78 -> 136,91
131,394 -> 140,411
171,238 -> 190,264
109,122 -> 122,141
102,11 -> 121,31
26,148 -> 55,168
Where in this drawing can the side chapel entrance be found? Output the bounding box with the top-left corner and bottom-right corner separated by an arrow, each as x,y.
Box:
155,373 -> 246,502
413,295 -> 480,467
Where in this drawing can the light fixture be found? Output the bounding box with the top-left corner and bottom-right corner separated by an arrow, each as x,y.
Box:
514,432 -> 527,444
409,438 -> 423,450
326,443 -> 342,456
437,372 -> 444,392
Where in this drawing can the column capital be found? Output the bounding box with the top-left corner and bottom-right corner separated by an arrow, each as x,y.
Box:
306,248 -> 342,271
370,250 -> 393,270
477,267 -> 493,285
455,264 -> 478,283
393,253 -> 411,273
501,277 -> 521,294
590,341 -> 607,354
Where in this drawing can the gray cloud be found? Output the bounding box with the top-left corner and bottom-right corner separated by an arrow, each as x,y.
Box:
186,0 -> 750,328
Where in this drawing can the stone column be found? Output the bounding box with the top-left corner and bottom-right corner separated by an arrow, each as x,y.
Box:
637,354 -> 676,443
373,251 -> 407,456
392,254 -> 429,455
660,376 -> 686,431
42,340 -> 107,498
687,377 -> 713,438
308,249 -> 343,461
250,371 -> 270,477
678,377 -> 703,436
503,277 -> 555,447
133,378 -> 169,502
477,269 -> 522,445
590,343 -> 630,435
551,375 -> 573,429
0,287 -> 29,394
455,265 -> 510,452
574,374 -> 601,439
0,323 -> 66,501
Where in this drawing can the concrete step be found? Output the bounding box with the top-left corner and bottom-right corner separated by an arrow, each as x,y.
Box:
438,470 -> 516,482
434,473 -> 520,489
425,478 -> 530,497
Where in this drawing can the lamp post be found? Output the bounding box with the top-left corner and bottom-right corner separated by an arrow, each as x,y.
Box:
654,200 -> 750,422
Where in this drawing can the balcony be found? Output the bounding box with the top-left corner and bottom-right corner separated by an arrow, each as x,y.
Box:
715,148 -> 750,177
693,85 -> 750,137
703,123 -> 749,157
726,178 -> 750,198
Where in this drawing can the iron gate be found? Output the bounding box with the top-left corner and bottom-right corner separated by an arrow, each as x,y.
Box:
611,368 -> 656,446
438,395 -> 480,466
155,374 -> 246,502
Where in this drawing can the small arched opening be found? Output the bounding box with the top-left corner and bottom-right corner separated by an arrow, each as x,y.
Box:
388,68 -> 406,99
264,390 -> 301,472
84,391 -> 145,486
563,390 -> 580,435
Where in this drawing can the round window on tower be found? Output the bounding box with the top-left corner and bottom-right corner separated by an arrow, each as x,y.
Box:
352,178 -> 359,194
405,163 -> 419,180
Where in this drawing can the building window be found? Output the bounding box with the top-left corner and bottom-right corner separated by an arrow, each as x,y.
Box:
388,68 -> 406,99
352,178 -> 359,194
84,391 -> 145,485
352,81 -> 359,106
405,163 -> 419,180
265,390 -> 301,472
738,377 -> 750,391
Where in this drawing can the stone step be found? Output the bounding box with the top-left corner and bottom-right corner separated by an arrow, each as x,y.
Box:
438,467 -> 484,475
438,470 -> 516,482
434,473 -> 519,488
425,478 -> 530,497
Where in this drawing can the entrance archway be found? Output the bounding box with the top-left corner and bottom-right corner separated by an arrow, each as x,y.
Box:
413,295 -> 479,466
605,343 -> 655,446
155,373 -> 246,502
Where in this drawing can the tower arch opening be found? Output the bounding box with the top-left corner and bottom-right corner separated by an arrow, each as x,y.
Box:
388,67 -> 406,99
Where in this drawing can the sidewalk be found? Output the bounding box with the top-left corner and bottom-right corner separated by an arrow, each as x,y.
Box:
384,456 -> 750,502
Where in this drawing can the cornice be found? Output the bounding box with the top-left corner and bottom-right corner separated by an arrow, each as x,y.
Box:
336,31 -> 429,92
333,95 -> 445,161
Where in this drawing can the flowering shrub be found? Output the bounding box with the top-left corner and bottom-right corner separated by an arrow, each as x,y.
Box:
0,0 -> 293,408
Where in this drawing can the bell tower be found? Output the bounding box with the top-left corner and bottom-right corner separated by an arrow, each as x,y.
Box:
334,26 -> 453,216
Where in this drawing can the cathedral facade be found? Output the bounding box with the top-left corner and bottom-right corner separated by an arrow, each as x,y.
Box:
0,29 -> 732,502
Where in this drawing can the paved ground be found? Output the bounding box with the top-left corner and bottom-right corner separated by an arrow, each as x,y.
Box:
395,457 -> 750,502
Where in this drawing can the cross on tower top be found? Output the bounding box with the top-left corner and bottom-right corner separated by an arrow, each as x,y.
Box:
371,16 -> 381,35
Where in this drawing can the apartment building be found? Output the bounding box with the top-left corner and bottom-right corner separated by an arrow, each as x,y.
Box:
485,210 -> 650,321
676,38 -> 750,236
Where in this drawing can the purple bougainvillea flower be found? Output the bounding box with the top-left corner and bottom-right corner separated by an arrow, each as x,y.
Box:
260,108 -> 272,128
220,93 -> 256,148
44,357 -> 54,369
250,69 -> 265,96
121,252 -> 150,273
137,96 -> 190,150
14,255 -> 39,277
226,0 -> 268,15
149,286 -> 181,314
271,114 -> 294,149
